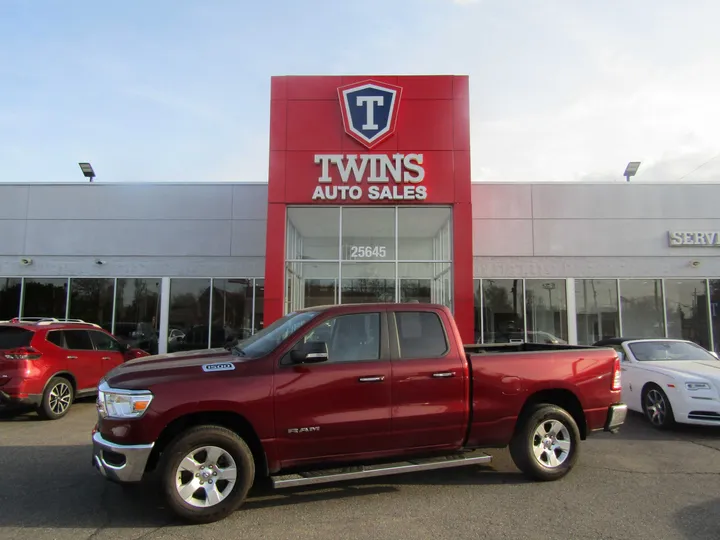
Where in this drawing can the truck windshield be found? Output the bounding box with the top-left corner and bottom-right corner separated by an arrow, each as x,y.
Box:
232,311 -> 320,358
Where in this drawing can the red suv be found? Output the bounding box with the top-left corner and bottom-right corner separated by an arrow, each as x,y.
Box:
0,318 -> 150,420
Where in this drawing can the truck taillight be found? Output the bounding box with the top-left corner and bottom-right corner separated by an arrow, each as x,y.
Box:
3,347 -> 42,361
611,356 -> 622,391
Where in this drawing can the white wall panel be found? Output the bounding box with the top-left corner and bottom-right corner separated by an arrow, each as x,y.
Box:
231,220 -> 267,256
474,256 -> 720,279
472,219 -> 534,256
0,221 -> 26,255
24,220 -> 233,256
470,184 -> 532,219
531,183 -> 720,219
232,184 -> 269,220
0,255 -> 266,278
26,184 -> 234,220
533,219 -> 720,256
0,186 -> 29,219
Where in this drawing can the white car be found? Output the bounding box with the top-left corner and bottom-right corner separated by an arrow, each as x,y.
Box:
594,338 -> 720,429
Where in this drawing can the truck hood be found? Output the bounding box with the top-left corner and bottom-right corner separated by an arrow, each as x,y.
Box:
103,348 -> 241,390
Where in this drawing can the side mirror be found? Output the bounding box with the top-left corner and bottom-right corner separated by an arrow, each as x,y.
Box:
290,341 -> 329,364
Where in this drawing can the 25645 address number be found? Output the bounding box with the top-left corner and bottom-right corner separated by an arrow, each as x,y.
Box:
349,246 -> 387,259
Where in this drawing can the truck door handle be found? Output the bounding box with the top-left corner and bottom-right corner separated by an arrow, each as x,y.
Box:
432,371 -> 455,378
67,355 -> 77,359
102,356 -> 111,360
358,376 -> 385,383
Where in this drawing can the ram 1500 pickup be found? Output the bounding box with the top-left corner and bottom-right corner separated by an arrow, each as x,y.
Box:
91,303 -> 627,523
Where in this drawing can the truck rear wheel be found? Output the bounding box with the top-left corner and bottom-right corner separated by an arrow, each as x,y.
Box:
159,425 -> 255,523
509,403 -> 580,482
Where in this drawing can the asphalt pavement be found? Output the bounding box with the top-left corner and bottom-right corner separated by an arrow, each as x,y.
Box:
1,400 -> 719,540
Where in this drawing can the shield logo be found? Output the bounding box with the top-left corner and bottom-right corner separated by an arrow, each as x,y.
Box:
338,80 -> 403,149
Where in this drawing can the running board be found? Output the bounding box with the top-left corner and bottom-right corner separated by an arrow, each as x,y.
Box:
270,452 -> 492,489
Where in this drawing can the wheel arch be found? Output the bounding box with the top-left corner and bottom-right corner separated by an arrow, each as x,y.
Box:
518,388 -> 587,440
42,371 -> 78,396
146,411 -> 269,480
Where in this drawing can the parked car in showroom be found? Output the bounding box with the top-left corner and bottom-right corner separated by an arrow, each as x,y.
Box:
594,337 -> 720,429
0,317 -> 150,419
92,303 -> 626,524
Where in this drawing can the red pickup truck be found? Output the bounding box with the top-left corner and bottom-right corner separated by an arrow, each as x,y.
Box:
91,303 -> 627,523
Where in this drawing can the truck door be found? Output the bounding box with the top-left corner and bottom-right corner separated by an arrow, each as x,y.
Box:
273,310 -> 393,468
388,309 -> 468,449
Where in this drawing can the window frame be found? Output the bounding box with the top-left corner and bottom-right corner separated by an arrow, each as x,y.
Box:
60,329 -> 95,351
89,329 -> 124,352
280,310 -> 389,366
388,310 -> 450,360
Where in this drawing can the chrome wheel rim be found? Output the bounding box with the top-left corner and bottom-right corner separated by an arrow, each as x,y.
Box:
49,382 -> 72,415
645,389 -> 667,426
532,419 -> 571,469
175,446 -> 237,508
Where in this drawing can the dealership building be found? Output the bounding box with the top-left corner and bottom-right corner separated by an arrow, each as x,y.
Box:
1,74 -> 720,355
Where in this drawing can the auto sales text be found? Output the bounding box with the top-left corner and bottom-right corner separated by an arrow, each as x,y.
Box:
312,153 -> 426,201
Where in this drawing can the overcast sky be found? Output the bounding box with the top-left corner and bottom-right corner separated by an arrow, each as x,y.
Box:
1,0 -> 719,184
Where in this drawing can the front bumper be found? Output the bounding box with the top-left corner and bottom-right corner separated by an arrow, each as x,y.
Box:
91,431 -> 154,483
604,403 -> 628,433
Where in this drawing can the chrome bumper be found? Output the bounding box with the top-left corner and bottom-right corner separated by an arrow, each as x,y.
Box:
91,431 -> 154,483
604,403 -> 628,433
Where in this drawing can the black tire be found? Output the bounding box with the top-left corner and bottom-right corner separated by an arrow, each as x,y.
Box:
509,403 -> 581,482
37,376 -> 74,420
159,425 -> 255,524
642,384 -> 675,429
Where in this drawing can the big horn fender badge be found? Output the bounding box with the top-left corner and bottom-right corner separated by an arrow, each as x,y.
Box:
202,362 -> 236,373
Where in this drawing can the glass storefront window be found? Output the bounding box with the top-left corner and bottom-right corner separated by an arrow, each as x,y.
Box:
664,279 -> 710,349
341,262 -> 395,304
285,206 -> 454,311
525,279 -> 568,344
709,280 -> 720,354
254,279 -> 265,333
114,278 -> 161,355
398,207 -> 452,261
168,278 -> 211,352
479,279 -> 524,343
0,278 -> 22,321
342,207 -> 395,261
576,279 -> 620,344
22,278 -> 68,319
398,263 -> 451,305
211,279 -> 253,347
68,278 -> 115,331
287,207 -> 339,260
286,262 -> 339,312
619,279 -> 665,338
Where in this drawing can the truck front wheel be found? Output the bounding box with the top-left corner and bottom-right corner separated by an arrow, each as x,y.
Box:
159,425 -> 255,523
509,403 -> 580,482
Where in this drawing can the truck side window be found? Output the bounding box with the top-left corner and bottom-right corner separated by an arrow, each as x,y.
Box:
300,312 -> 381,363
396,311 -> 448,359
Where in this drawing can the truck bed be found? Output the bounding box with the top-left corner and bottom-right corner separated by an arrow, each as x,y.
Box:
462,342 -> 620,448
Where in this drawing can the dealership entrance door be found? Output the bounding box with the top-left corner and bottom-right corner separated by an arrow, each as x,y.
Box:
284,206 -> 453,313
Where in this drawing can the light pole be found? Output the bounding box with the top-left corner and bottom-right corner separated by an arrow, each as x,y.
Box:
624,161 -> 641,182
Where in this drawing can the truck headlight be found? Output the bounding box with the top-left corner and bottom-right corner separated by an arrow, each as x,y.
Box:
97,382 -> 153,419
685,382 -> 711,391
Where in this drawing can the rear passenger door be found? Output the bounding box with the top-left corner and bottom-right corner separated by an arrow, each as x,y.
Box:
88,330 -> 126,376
388,309 -> 468,450
49,330 -> 98,391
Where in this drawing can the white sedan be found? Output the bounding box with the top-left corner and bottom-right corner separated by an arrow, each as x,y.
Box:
594,338 -> 720,429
